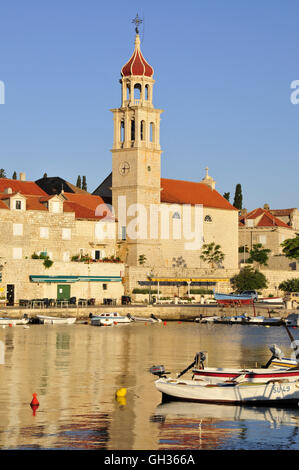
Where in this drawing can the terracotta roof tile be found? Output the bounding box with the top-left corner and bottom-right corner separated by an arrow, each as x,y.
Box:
63,193 -> 114,220
0,178 -> 47,196
239,208 -> 291,229
160,178 -> 237,210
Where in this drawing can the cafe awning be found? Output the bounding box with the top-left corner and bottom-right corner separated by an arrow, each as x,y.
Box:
30,275 -> 122,283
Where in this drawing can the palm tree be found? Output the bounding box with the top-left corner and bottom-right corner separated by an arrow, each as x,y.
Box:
200,242 -> 225,269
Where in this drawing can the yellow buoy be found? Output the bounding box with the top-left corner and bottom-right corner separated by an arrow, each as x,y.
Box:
115,387 -> 127,398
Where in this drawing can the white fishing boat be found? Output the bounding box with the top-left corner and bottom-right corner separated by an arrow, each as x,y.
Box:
0,316 -> 29,326
194,316 -> 220,323
89,312 -> 132,326
214,315 -> 283,326
258,297 -> 284,304
36,315 -> 76,325
154,376 -> 299,406
151,327 -> 299,404
127,313 -> 161,323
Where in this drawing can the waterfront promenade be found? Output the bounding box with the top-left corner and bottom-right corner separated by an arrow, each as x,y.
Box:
0,302 -> 295,321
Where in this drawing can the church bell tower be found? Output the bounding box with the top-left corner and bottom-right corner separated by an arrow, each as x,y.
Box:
111,16 -> 163,266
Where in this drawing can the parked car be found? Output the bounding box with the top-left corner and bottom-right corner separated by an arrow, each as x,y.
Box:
239,290 -> 259,301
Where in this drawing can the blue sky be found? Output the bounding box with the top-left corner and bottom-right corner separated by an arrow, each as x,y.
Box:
0,0 -> 298,210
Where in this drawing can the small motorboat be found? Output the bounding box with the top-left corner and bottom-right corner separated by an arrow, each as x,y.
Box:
258,297 -> 284,305
194,316 -> 220,323
213,315 -> 283,326
150,326 -> 299,405
0,316 -> 29,326
154,376 -> 299,406
36,315 -> 76,325
89,312 -> 132,326
127,313 -> 161,323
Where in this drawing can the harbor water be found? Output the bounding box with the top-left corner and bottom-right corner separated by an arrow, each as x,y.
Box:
0,320 -> 298,450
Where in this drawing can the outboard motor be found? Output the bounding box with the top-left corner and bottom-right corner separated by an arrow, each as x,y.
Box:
195,351 -> 206,370
149,365 -> 169,378
262,344 -> 283,368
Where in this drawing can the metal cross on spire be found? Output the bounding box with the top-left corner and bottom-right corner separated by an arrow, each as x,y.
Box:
132,13 -> 143,34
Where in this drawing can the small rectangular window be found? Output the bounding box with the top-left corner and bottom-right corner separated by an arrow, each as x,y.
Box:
13,223 -> 23,236
103,283 -> 108,290
62,228 -> 71,240
13,247 -> 22,259
15,200 -> 22,210
121,226 -> 126,240
40,227 -> 49,239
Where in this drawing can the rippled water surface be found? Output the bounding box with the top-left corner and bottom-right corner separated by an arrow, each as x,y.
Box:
0,321 -> 298,450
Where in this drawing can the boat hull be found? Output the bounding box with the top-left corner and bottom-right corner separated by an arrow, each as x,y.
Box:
155,378 -> 299,406
0,318 -> 29,325
90,313 -> 132,325
36,315 -> 76,325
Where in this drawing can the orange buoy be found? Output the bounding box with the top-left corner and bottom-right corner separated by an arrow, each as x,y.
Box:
163,321 -> 167,326
30,393 -> 39,406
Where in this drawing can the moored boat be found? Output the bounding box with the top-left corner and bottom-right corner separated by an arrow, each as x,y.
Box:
154,376 -> 299,406
0,316 -> 29,326
127,313 -> 161,323
214,292 -> 254,305
258,297 -> 284,305
89,312 -> 132,325
36,315 -> 76,325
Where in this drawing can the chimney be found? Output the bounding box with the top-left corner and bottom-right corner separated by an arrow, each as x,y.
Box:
19,172 -> 26,181
264,203 -> 270,210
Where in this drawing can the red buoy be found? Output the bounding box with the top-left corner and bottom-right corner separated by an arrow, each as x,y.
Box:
30,393 -> 39,406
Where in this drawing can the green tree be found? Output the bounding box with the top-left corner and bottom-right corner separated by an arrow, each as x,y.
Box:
231,266 -> 268,292
12,171 -> 17,179
223,192 -> 230,201
247,243 -> 271,267
76,175 -> 82,189
281,233 -> 299,260
200,242 -> 225,269
279,278 -> 299,292
233,184 -> 243,210
43,173 -> 48,178
0,169 -> 6,178
82,175 -> 87,191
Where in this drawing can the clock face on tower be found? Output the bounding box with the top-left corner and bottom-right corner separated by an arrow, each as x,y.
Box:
119,161 -> 130,175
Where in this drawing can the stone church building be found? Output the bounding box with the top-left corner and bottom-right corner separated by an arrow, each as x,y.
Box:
93,28 -> 239,294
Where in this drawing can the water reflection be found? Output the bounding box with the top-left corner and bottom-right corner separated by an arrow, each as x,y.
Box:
151,402 -> 299,450
0,322 -> 298,449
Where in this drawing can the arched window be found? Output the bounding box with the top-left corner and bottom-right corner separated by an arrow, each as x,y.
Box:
140,120 -> 145,140
145,84 -> 149,101
120,120 -> 125,142
134,83 -> 141,100
149,122 -> 155,143
204,215 -> 212,222
126,84 -> 130,101
131,119 -> 135,141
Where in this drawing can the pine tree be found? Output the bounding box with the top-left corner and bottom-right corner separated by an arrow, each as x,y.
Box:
76,175 -> 82,189
43,173 -> 48,178
223,192 -> 230,201
233,184 -> 243,210
0,169 -> 6,178
82,176 -> 87,191
12,171 -> 17,179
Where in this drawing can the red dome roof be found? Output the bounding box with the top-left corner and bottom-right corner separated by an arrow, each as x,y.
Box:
121,35 -> 154,78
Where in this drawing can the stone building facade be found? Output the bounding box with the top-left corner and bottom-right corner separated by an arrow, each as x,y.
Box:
0,177 -> 124,305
